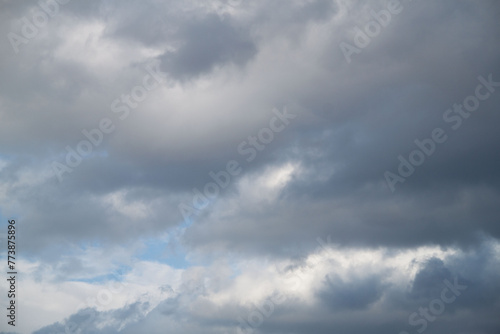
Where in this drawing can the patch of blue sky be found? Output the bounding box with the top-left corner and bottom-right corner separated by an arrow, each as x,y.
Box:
69,264 -> 131,284
138,233 -> 190,269
0,208 -> 18,223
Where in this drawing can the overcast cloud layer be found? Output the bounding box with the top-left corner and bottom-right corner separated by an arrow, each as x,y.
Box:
0,0 -> 500,333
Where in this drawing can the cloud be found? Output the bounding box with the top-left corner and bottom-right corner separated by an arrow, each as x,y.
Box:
0,0 -> 500,333
29,242 -> 500,334
158,13 -> 257,80
318,274 -> 386,310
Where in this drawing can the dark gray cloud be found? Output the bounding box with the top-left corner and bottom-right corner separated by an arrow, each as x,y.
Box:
318,273 -> 386,310
180,0 -> 500,256
0,0 -> 498,263
159,13 -> 257,80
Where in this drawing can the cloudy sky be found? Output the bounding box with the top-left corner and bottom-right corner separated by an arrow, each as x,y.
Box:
1,0 -> 500,333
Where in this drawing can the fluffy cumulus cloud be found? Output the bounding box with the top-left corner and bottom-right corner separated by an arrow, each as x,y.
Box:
0,0 -> 499,333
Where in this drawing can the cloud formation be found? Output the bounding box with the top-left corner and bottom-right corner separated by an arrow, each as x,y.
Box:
0,0 -> 499,333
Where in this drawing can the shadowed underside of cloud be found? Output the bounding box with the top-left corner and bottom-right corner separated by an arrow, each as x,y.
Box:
159,14 -> 258,80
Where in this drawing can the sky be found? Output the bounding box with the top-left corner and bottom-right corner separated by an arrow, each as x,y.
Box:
0,0 -> 500,333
